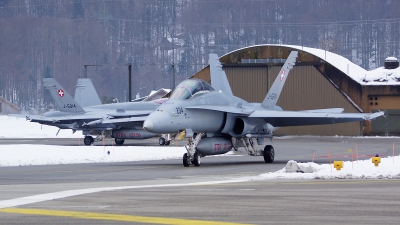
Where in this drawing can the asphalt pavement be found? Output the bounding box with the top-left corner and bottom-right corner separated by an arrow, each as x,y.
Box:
0,136 -> 400,224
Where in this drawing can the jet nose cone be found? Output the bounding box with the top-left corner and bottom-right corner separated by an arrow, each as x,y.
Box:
143,119 -> 154,132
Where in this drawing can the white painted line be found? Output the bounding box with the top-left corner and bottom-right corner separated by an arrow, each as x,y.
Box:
0,178 -> 250,209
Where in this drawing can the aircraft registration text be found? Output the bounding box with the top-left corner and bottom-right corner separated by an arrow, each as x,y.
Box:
115,132 -> 142,138
63,104 -> 77,108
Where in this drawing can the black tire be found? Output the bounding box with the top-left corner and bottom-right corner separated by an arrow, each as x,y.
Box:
192,152 -> 201,167
183,153 -> 190,167
159,137 -> 165,145
115,139 -> 125,146
165,140 -> 170,145
263,145 -> 275,163
84,136 -> 93,146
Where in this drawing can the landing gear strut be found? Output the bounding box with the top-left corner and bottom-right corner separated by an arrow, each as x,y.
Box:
182,132 -> 204,167
234,137 -> 275,163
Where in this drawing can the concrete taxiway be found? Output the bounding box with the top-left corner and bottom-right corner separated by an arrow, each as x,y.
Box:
0,136 -> 400,224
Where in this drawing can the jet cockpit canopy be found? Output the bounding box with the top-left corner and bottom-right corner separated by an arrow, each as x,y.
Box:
170,79 -> 214,100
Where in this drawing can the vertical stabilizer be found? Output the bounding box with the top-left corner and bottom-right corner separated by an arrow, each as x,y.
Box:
43,78 -> 85,113
74,78 -> 102,107
261,51 -> 298,108
209,54 -> 233,96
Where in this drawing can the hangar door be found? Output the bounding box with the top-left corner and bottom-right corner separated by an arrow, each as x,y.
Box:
371,110 -> 400,136
223,65 -> 362,136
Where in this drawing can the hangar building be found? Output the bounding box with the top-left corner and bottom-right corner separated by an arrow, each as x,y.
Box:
192,45 -> 400,136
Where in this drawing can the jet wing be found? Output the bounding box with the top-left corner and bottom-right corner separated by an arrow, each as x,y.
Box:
185,105 -> 254,115
27,115 -> 92,123
248,110 -> 384,127
100,116 -> 148,124
28,111 -> 151,124
300,108 -> 344,113
106,110 -> 153,118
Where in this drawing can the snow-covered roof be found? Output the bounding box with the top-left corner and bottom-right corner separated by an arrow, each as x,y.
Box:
385,57 -> 398,61
361,66 -> 400,84
223,44 -> 400,86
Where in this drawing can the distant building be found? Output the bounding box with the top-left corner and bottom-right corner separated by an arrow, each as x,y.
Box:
192,44 -> 400,136
0,97 -> 20,115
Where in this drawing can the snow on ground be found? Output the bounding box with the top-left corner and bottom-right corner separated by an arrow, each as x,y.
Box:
2,115 -> 83,138
0,144 -> 186,167
1,115 -> 400,179
254,158 -> 400,180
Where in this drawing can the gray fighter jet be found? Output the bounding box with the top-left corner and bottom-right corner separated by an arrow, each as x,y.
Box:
143,51 -> 384,167
27,78 -> 167,146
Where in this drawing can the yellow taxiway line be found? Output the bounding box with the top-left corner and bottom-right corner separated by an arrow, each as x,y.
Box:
0,208 -> 253,225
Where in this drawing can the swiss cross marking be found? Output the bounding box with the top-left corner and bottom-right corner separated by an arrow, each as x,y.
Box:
58,89 -> 65,97
280,70 -> 285,81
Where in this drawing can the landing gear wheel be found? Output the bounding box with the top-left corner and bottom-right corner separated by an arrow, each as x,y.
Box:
115,139 -> 125,146
165,140 -> 170,145
183,153 -> 190,167
263,145 -> 275,163
84,136 -> 94,146
159,137 -> 166,145
192,152 -> 201,167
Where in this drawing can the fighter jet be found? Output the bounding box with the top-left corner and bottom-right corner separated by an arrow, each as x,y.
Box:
26,78 -> 168,146
143,51 -> 384,167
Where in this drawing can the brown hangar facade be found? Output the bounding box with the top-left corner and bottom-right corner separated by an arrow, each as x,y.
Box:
191,44 -> 400,136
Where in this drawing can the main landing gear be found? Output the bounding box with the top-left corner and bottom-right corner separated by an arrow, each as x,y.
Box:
83,132 -> 107,146
263,145 -> 275,163
83,136 -> 94,146
233,138 -> 275,163
115,138 -> 125,146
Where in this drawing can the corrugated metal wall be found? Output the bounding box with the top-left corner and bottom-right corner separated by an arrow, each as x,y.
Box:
224,65 -> 362,136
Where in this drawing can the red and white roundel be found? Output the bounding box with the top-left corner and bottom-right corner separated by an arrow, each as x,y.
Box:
280,70 -> 285,81
58,89 -> 65,97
